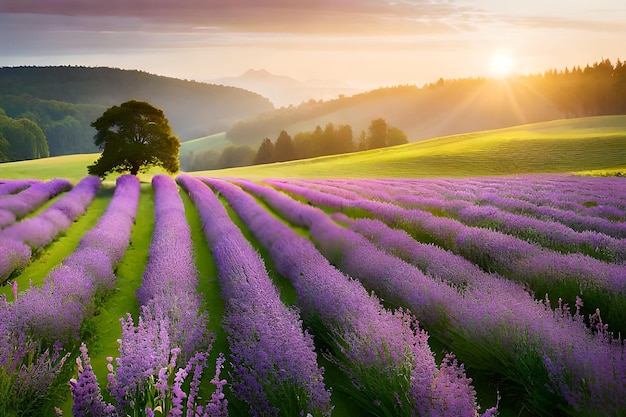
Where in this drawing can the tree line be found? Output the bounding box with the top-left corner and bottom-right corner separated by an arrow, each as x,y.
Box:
0,109 -> 49,162
0,95 -> 104,158
534,58 -> 626,117
188,118 -> 408,171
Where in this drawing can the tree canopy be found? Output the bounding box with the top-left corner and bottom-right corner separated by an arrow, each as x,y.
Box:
0,110 -> 49,162
88,100 -> 180,177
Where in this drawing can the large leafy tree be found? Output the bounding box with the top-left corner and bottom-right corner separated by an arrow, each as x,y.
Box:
88,100 -> 180,177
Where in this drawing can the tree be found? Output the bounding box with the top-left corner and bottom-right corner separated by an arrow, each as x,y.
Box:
335,124 -> 355,154
386,126 -> 408,146
88,100 -> 180,178
274,130 -> 295,162
367,118 -> 388,149
217,145 -> 255,168
254,138 -> 275,165
0,112 -> 49,161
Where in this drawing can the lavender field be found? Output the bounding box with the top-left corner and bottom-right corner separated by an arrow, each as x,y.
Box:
1,174 -> 625,417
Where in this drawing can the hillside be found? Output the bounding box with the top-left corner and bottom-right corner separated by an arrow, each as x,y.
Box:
206,115 -> 626,178
2,116 -> 624,181
224,78 -> 565,146
0,66 -> 274,142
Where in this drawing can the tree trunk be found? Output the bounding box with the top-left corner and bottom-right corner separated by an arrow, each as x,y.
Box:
130,164 -> 139,176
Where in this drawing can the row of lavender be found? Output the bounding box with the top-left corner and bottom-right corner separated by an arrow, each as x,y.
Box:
270,176 -> 626,337
0,175 -> 138,415
0,178 -> 77,281
71,175 -> 227,417
245,177 -> 626,416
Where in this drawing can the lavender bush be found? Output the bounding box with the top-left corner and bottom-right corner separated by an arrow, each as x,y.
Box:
268,179 -> 626,336
205,177 -> 489,417
0,179 -> 39,197
243,178 -> 626,416
0,176 -> 101,280
135,175 -> 209,362
70,330 -> 228,417
0,178 -> 71,219
179,174 -> 332,417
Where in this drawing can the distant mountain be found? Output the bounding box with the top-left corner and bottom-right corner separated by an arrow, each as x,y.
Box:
0,66 -> 274,142
212,69 -> 363,108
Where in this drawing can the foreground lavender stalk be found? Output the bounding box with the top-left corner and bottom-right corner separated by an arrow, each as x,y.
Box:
178,174 -> 331,417
71,336 -> 228,417
0,316 -> 69,416
244,179 -> 626,416
204,177 -> 488,417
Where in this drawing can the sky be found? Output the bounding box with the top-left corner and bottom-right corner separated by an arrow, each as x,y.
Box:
1,0 -> 625,91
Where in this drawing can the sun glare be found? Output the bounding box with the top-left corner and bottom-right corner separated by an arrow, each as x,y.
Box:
488,51 -> 515,79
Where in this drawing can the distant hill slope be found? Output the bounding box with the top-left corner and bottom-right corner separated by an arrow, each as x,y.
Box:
225,78 -> 565,146
0,66 -> 274,141
209,115 -> 626,178
3,116 -> 624,181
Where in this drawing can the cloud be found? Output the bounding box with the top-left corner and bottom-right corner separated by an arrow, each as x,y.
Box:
0,1 -> 486,35
506,15 -> 626,33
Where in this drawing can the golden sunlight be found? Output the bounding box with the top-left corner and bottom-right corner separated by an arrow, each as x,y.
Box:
487,51 -> 516,78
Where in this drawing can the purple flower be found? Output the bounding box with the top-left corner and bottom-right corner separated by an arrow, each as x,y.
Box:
179,174 -> 331,417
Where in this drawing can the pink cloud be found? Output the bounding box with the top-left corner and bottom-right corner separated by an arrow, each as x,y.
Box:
0,1 -> 480,35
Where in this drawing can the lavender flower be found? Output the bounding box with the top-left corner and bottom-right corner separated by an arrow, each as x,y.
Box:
178,174 -> 331,417
240,178 -> 626,416
204,177 -> 486,417
70,343 -> 117,417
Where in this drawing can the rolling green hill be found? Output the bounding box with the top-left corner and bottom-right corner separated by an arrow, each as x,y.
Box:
204,115 -> 626,178
1,116 -> 625,181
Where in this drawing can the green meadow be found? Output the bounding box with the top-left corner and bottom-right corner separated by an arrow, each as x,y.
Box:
201,115 -> 626,179
3,115 -> 623,182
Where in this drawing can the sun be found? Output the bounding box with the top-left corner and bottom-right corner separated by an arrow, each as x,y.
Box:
488,51 -> 516,79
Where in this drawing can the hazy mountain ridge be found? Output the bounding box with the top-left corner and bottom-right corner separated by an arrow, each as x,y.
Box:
211,68 -> 364,108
